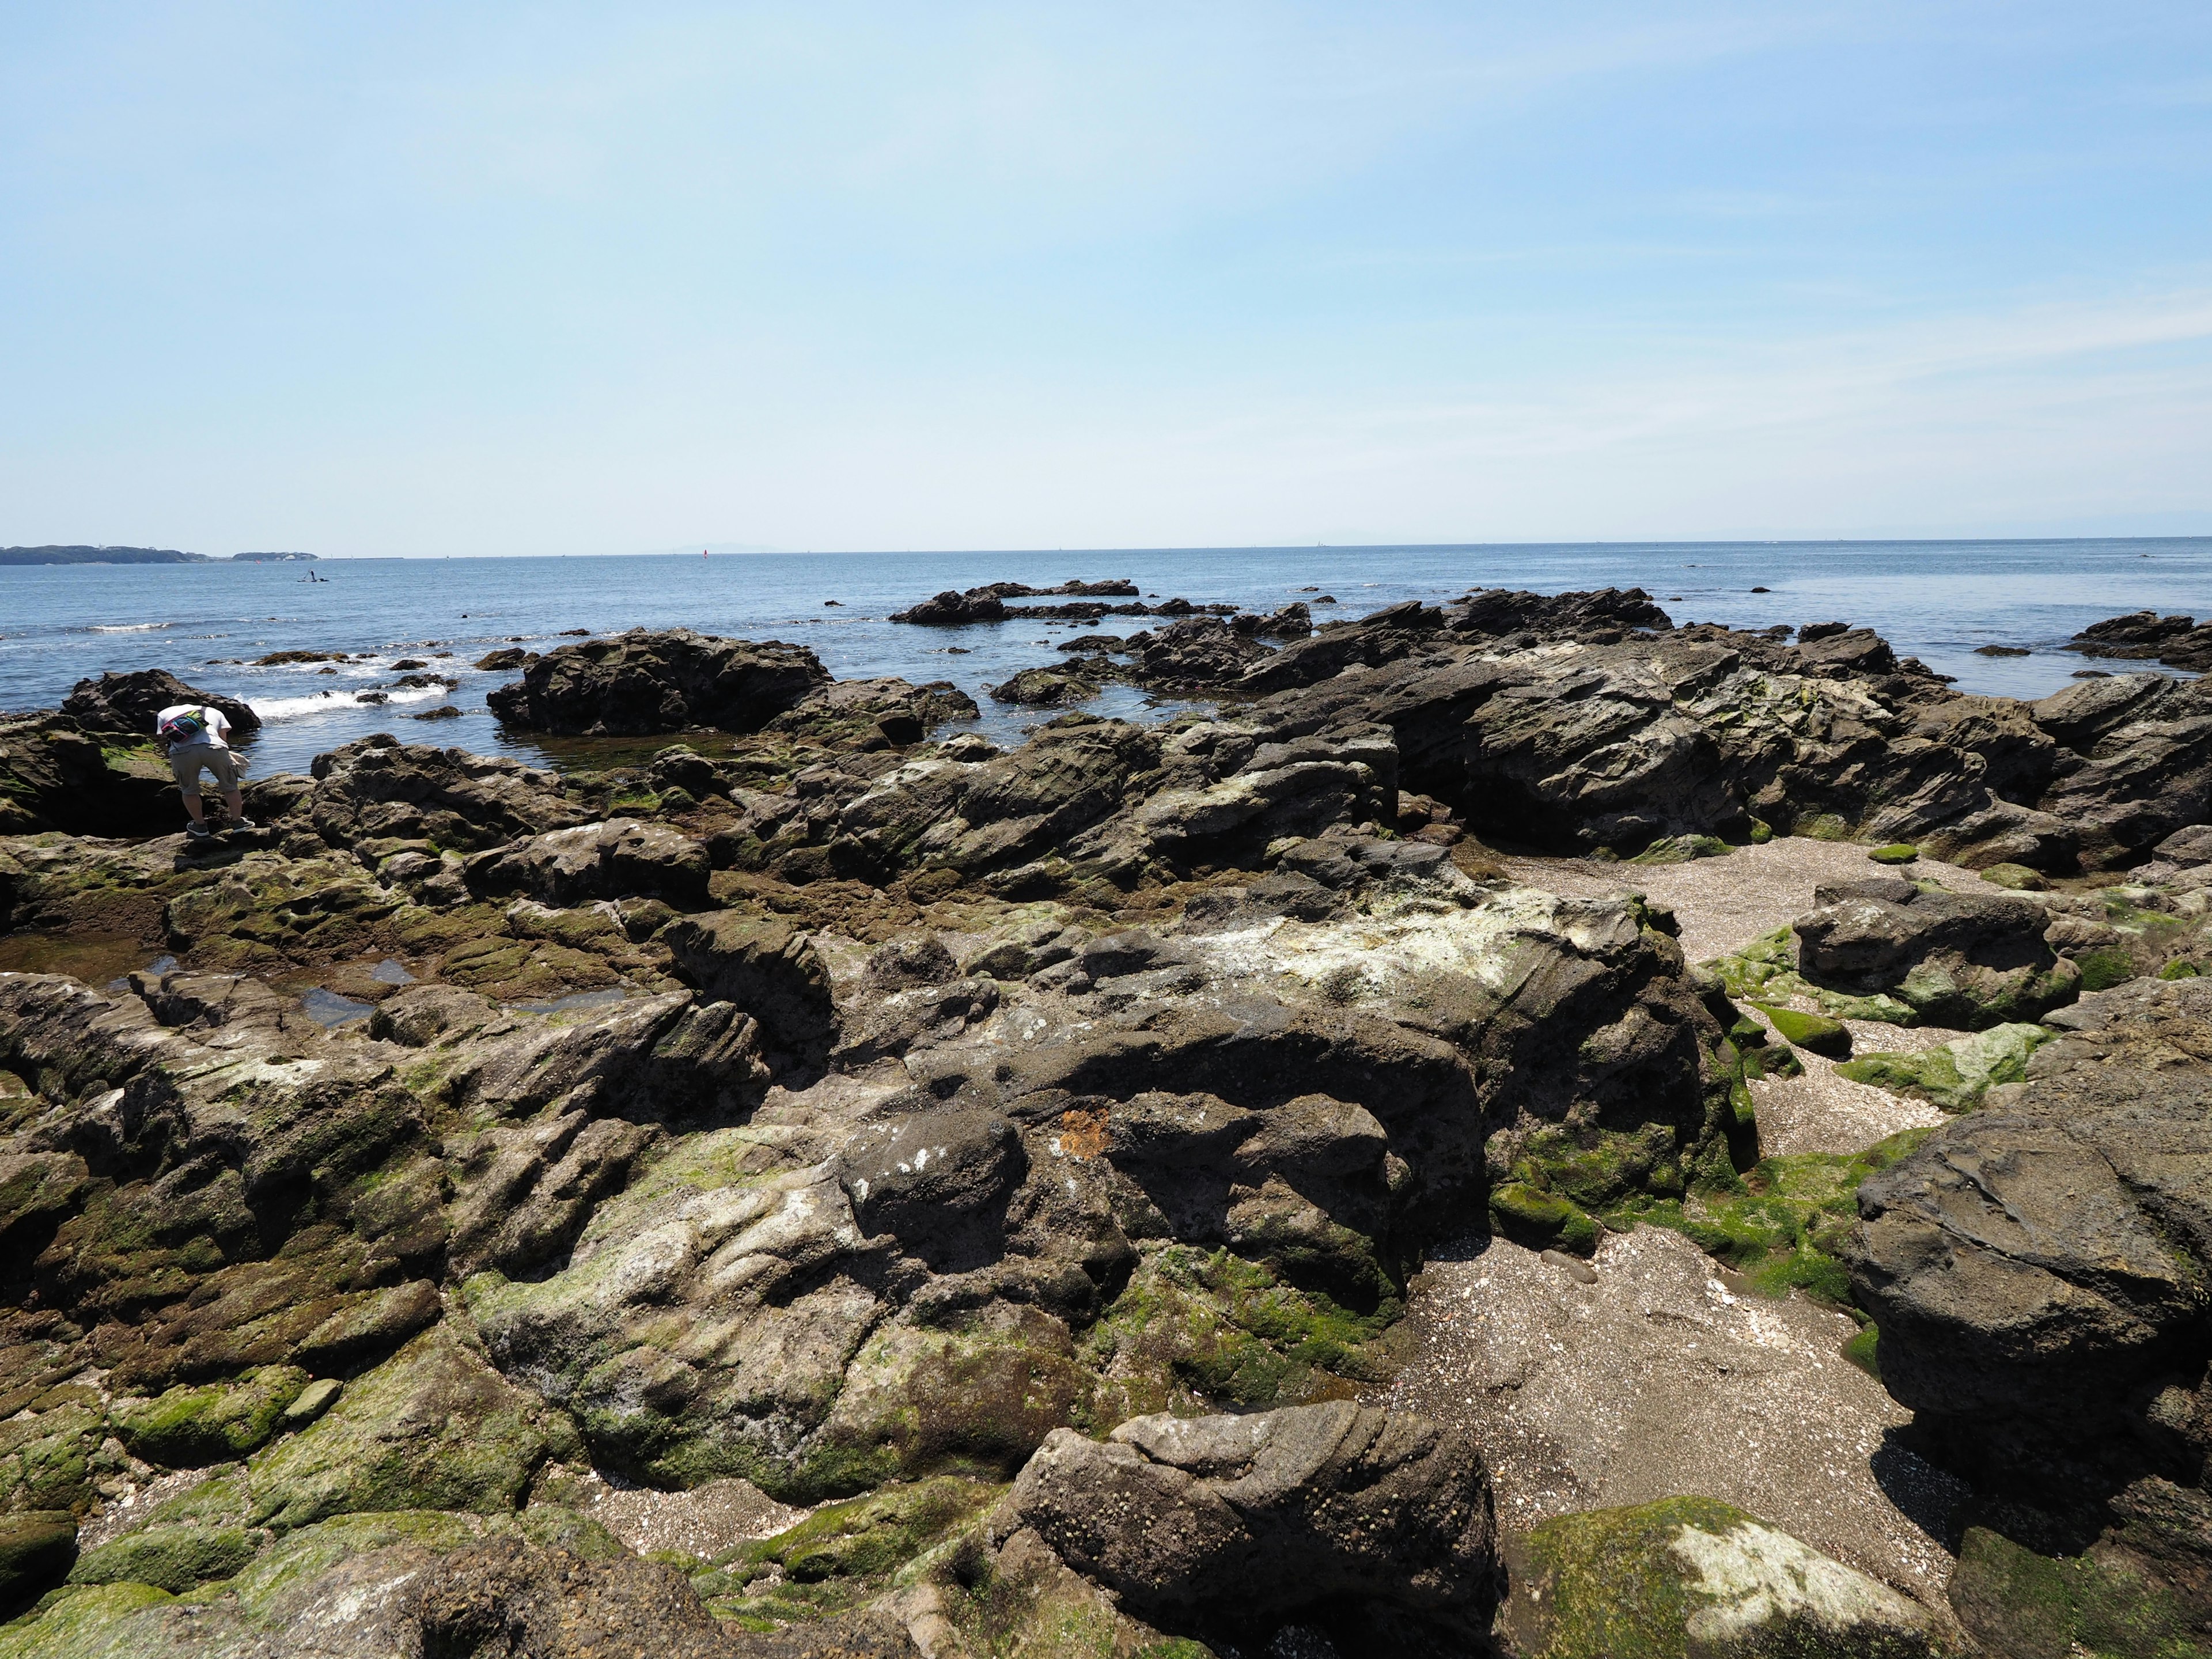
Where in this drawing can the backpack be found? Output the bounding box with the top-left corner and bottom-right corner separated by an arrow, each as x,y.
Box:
158,709 -> 206,744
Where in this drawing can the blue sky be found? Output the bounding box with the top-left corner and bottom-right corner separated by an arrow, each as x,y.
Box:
3,2 -> 2209,555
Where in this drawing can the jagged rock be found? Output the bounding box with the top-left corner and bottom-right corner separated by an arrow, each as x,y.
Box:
764,676 -> 978,749
1126,615 -> 1275,690
2068,609 -> 2212,671
1497,1497 -> 1938,1658
661,912 -> 838,1055
987,664 -> 1105,706
305,734 -> 593,852
993,1402 -> 1499,1641
60,670 -> 260,736
488,630 -> 831,736
1450,584 -> 1673,642
1791,878 -> 2080,1027
465,819 -> 711,908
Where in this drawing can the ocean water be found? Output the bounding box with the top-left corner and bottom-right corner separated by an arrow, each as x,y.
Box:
3,539 -> 2207,779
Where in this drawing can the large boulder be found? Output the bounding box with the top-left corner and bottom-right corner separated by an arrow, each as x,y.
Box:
1791,876 -> 2078,1027
488,630 -> 831,735
60,669 -> 260,736
1844,975 -> 2212,1644
993,1402 -> 1500,1642
888,588 -> 1008,625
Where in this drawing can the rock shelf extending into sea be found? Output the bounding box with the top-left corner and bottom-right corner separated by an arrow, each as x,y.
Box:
3,586 -> 2212,1656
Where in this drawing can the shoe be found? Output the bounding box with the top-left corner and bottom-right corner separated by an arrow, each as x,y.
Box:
186,822 -> 211,840
231,817 -> 257,831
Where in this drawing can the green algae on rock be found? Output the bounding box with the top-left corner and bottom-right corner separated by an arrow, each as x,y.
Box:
1835,1023 -> 2053,1112
1499,1495 -> 1940,1658
1752,1002 -> 1851,1058
112,1366 -> 310,1467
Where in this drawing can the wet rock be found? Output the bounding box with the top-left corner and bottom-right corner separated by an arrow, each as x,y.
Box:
0,1511 -> 76,1614
2068,609 -> 2212,672
994,1401 -> 1499,1641
987,664 -> 1105,706
1126,615 -> 1275,690
889,588 -> 1008,624
488,630 -> 831,736
60,670 -> 260,736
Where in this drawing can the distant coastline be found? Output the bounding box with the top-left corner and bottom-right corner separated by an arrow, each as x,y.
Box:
0,546 -> 317,565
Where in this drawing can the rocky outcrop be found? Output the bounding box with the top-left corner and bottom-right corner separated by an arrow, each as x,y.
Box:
1790,876 -> 2080,1027
2069,609 -> 2212,672
307,734 -> 594,852
993,1402 -> 1499,1643
1844,974 -> 2212,1648
488,630 -> 832,735
60,669 -> 261,736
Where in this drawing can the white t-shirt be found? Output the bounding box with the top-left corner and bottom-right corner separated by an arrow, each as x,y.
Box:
156,703 -> 232,749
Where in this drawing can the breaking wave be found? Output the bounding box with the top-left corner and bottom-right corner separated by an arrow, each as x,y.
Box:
248,685 -> 454,721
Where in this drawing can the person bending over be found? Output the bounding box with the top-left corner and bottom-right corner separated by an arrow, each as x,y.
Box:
156,704 -> 255,840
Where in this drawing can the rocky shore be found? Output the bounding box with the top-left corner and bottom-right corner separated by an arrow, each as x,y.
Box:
4,590 -> 2212,1656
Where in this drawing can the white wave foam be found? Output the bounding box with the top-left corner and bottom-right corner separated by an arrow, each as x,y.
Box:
87,622 -> 172,632
248,685 -> 455,721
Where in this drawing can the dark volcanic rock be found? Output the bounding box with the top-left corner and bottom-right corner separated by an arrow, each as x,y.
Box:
61,670 -> 260,736
988,664 -> 1107,706
2069,609 -> 2212,671
888,588 -> 1009,625
487,629 -> 831,735
1126,616 -> 1274,690
306,734 -> 594,852
994,1402 -> 1500,1640
1791,878 -> 2080,1027
1844,976 -> 2212,1643
1449,585 -> 1673,642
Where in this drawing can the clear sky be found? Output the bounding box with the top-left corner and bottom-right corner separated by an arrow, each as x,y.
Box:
5,2 -> 2210,556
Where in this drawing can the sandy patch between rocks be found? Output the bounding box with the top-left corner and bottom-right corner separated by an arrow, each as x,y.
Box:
1502,838 -> 1983,969
1371,1228 -> 1968,1607
543,1465 -> 812,1559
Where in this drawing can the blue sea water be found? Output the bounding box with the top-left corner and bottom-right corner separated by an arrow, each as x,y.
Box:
3,539 -> 2207,778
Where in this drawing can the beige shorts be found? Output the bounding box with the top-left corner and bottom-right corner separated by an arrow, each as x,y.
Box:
169,744 -> 239,798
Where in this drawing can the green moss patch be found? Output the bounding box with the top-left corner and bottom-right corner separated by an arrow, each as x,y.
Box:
2076,946 -> 2139,994
1979,862 -> 2051,891
1604,1132 -> 1934,1306
114,1366 -> 309,1467
1868,844 -> 1919,865
1080,1245 -> 1402,1422
690,1476 -> 998,1627
1707,927 -> 1916,1026
1836,1024 -> 2052,1112
1753,1003 -> 1850,1058
66,1522 -> 260,1595
1947,1526 -> 2195,1659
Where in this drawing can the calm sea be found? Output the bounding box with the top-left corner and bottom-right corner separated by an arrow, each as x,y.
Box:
3,539 -> 2207,778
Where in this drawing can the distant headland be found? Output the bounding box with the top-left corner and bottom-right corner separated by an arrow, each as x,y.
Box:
0,546 -> 317,565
